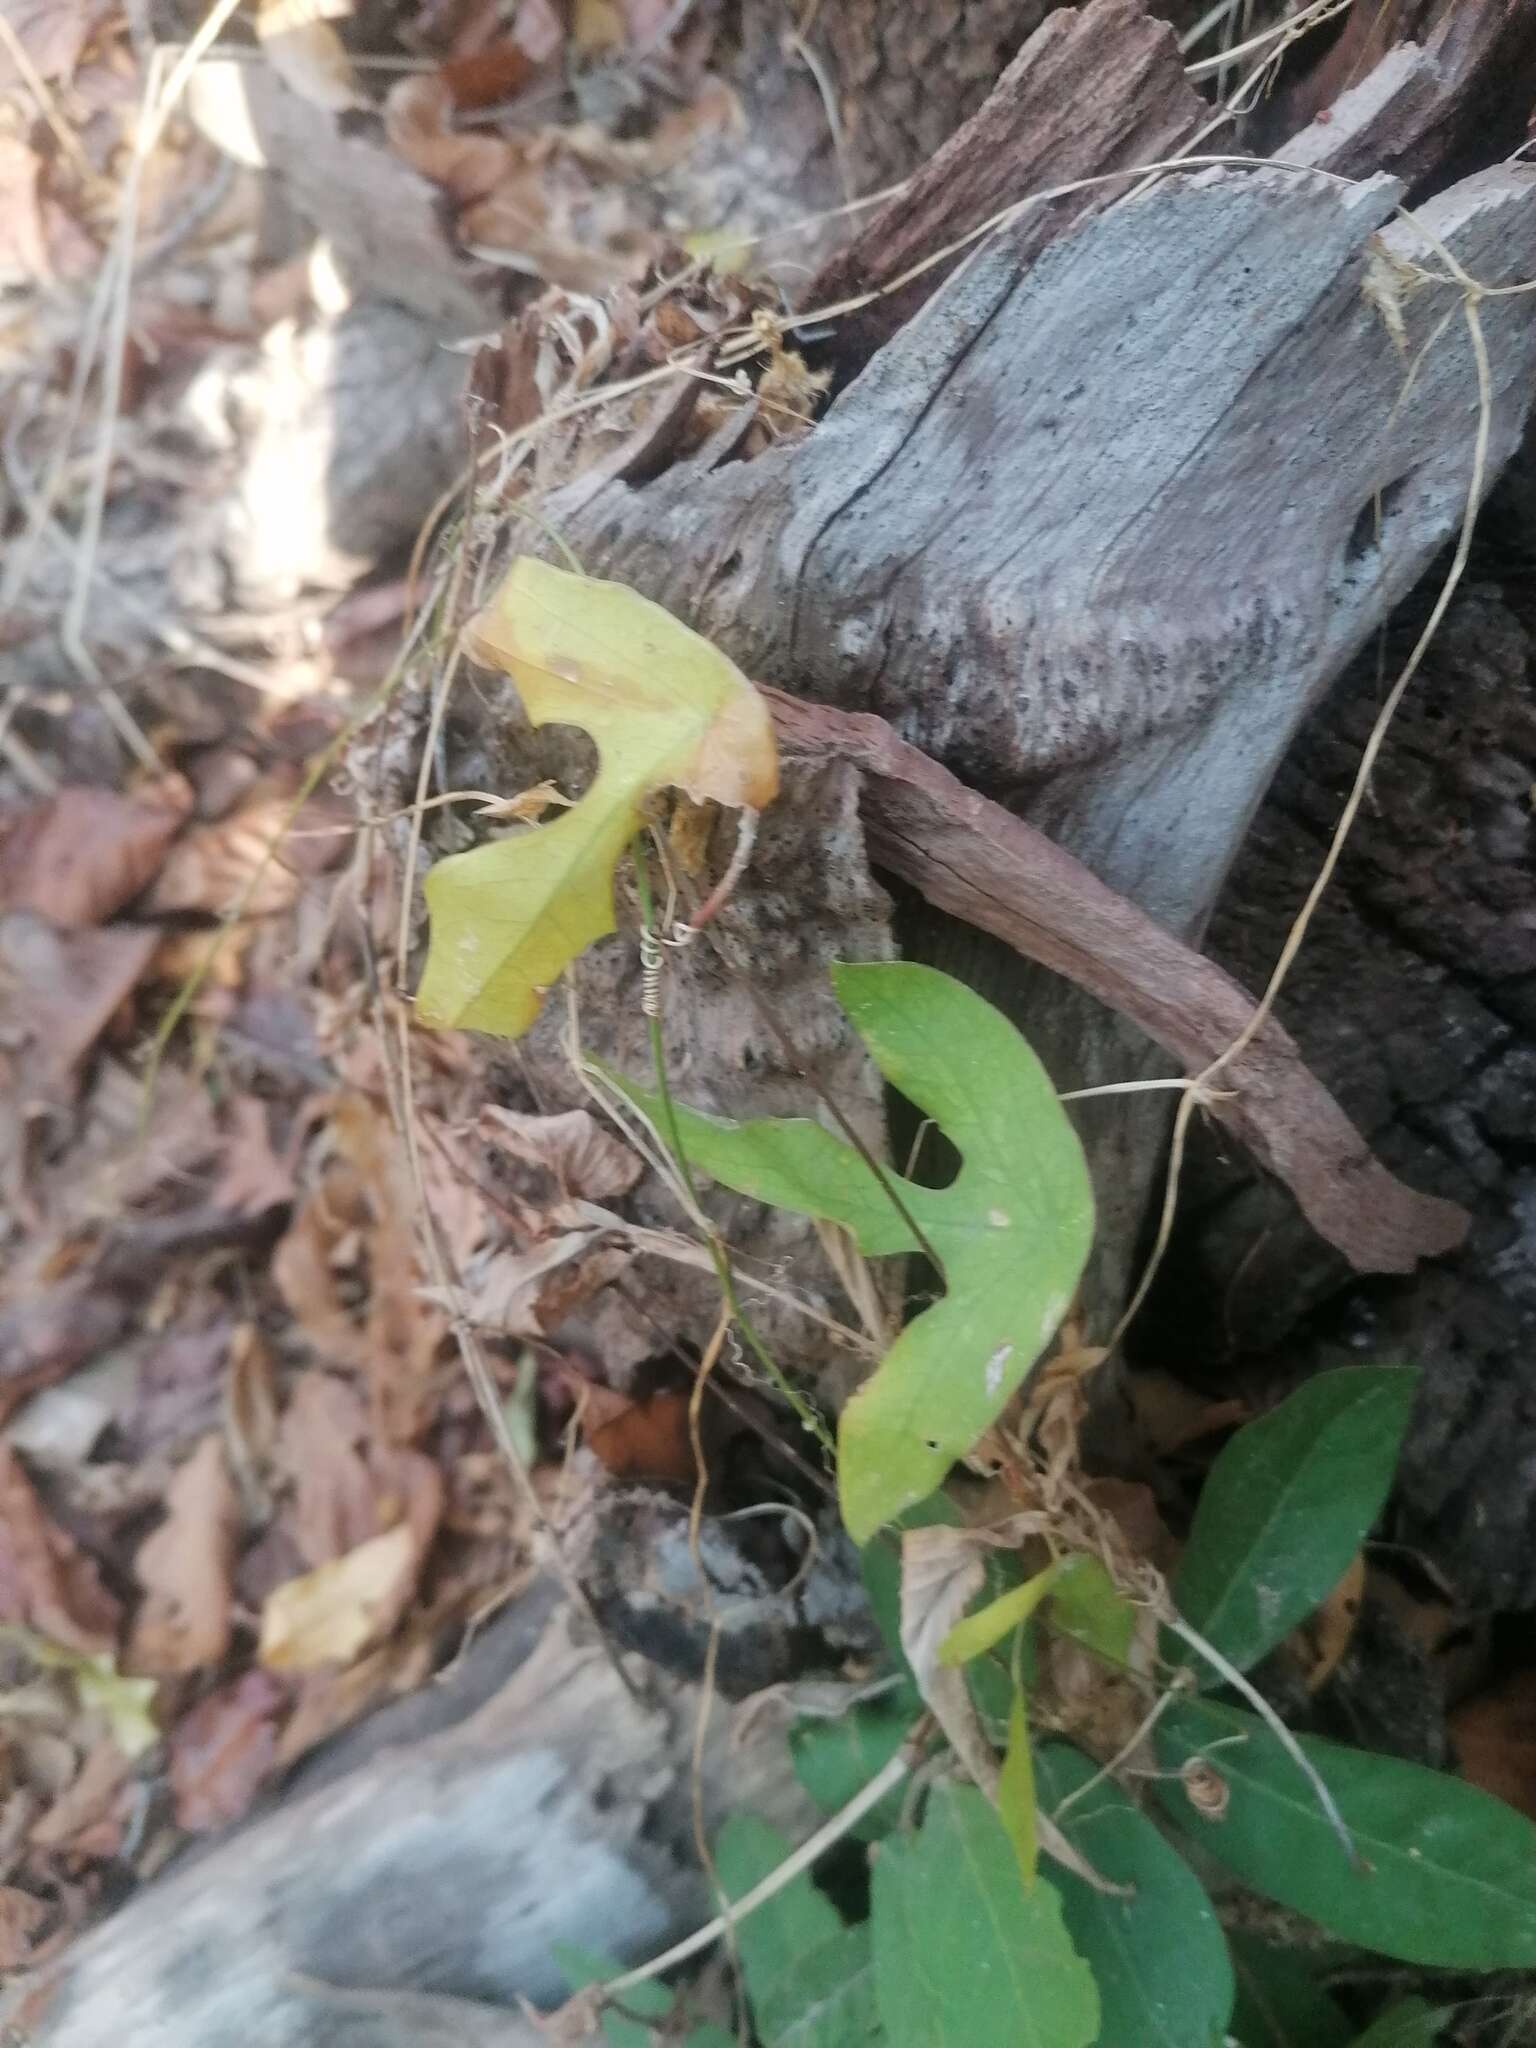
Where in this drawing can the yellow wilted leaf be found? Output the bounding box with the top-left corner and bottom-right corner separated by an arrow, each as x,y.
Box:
257,1524 -> 416,1672
415,557 -> 778,1039
0,1624 -> 160,1760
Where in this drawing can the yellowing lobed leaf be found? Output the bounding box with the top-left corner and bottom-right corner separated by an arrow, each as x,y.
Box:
415,558 -> 778,1038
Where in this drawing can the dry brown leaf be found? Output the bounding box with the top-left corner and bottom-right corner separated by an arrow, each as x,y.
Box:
478,1105 -> 642,1202
168,1669 -> 287,1833
114,1322 -> 231,1464
255,0 -> 365,112
0,137 -> 49,287
0,1279 -> 130,1431
437,35 -> 538,110
257,1523 -> 420,1672
443,1231 -> 598,1335
0,0 -> 114,85
225,1324 -> 280,1497
898,1524 -> 995,1794
0,780 -> 191,928
457,148 -> 656,293
212,1096 -> 297,1217
0,1885 -> 48,1971
1288,1552 -> 1366,1694
275,1372 -> 444,1577
27,1738 -> 130,1854
512,0 -> 565,62
0,1446 -> 120,1657
0,914 -> 157,1107
579,1382 -> 695,1483
1082,1476 -> 1179,1574
384,76 -> 657,292
384,72 -> 511,203
1127,1369 -> 1249,1460
274,1098 -> 447,1441
277,1372 -> 379,1564
142,783 -> 346,919
127,1435 -> 238,1678
275,1628 -> 437,1768
1452,1670 -> 1536,1823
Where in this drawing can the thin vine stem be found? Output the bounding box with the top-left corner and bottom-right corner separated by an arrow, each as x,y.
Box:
630,835 -> 834,1456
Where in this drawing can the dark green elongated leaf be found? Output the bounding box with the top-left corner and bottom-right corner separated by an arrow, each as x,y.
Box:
1346,1999 -> 1448,2047
715,1815 -> 882,2047
1035,1742 -> 1233,2048
1158,1696 -> 1536,1967
1172,1367 -> 1416,1675
791,1691 -> 917,1841
1227,1934 -> 1352,2048
871,1782 -> 1098,2048
618,962 -> 1093,1540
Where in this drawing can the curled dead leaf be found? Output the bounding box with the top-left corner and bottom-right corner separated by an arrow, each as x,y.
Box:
276,1372 -> 442,1569
0,913 -> 157,1107
478,1104 -> 642,1201
127,1435 -> 238,1678
212,1097 -> 297,1218
0,779 -> 191,928
169,1669 -> 288,1832
28,1737 -> 131,1855
898,1521 -> 1127,1896
574,1376 -> 696,1483
0,1885 -> 48,1971
0,1445 -> 120,1657
273,1097 -> 447,1441
255,0 -> 365,113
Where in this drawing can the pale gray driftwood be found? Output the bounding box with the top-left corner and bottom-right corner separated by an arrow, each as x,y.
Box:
17,1585 -> 814,2048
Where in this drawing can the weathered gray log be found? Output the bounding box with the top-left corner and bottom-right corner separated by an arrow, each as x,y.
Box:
555,158 -> 1536,1299
16,1583 -> 817,2048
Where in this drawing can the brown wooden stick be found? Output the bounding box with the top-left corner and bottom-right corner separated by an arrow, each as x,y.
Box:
764,687 -> 1468,1276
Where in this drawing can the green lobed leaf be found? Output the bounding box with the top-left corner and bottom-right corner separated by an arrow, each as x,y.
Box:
871,1782 -> 1098,2048
790,1690 -> 918,1841
715,1814 -> 882,2047
1172,1366 -> 1417,1676
1227,1934 -> 1352,2048
1035,1742 -> 1234,2048
416,557 -> 778,1039
1158,1696 -> 1536,1967
618,962 -> 1093,1541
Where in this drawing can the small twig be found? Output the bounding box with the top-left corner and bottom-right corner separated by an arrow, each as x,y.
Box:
632,836 -> 834,1454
